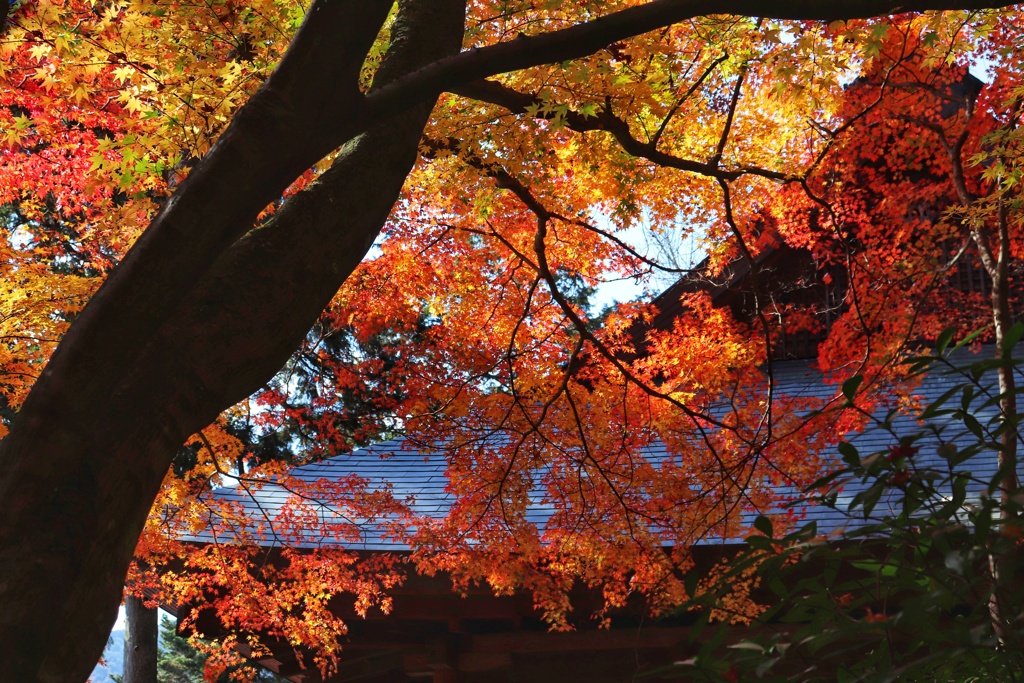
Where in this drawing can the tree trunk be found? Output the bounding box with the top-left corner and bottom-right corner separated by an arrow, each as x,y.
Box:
0,1 -> 465,680
985,199 -> 1019,645
123,597 -> 158,683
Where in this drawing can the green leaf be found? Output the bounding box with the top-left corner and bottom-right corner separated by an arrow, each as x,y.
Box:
936,326 -> 956,353
842,375 -> 864,402
684,570 -> 699,599
950,326 -> 986,353
963,412 -> 984,438
753,515 -> 774,538
839,441 -> 860,467
920,385 -> 963,419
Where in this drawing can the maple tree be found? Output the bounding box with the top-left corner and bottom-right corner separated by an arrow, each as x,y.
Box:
1,0 -> 1023,681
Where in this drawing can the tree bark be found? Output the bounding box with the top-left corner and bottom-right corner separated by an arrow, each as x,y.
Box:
0,1 -> 464,680
365,0 -> 1021,119
123,596 -> 158,683
985,198 -> 1019,646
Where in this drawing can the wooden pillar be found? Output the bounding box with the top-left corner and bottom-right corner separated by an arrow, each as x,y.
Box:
123,595 -> 158,683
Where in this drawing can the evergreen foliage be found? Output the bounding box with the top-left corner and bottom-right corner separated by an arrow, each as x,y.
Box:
156,617 -> 206,683
156,617 -> 284,683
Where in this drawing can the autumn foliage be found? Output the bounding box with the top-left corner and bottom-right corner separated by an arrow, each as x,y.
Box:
1,0 -> 1023,679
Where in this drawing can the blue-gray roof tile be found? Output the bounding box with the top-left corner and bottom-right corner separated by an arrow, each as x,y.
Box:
185,345 -> 1022,551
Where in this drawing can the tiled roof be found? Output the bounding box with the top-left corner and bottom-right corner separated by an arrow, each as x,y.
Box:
188,345 -> 1021,551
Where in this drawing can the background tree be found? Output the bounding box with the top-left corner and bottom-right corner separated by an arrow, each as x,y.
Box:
155,615 -> 285,683
156,617 -> 206,683
123,597 -> 157,683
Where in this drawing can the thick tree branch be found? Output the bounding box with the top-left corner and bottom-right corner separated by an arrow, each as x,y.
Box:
366,0 -> 1019,119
